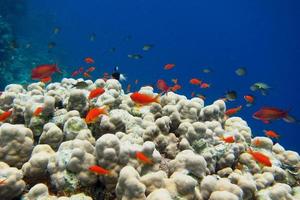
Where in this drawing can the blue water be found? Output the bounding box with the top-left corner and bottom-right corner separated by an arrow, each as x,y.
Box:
7,0 -> 300,152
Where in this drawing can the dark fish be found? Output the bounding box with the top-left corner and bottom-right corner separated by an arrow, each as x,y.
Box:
142,44 -> 154,51
89,33 -> 96,41
9,40 -> 19,49
128,54 -> 143,59
53,27 -> 60,34
111,66 -> 126,81
225,90 -> 237,101
73,81 -> 89,89
109,47 -> 116,53
235,67 -> 247,76
48,42 -> 56,49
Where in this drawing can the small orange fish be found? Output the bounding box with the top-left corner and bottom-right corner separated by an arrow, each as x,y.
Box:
244,95 -> 254,106
84,57 -> 95,64
197,94 -> 206,100
135,79 -> 139,84
130,92 -> 160,105
83,72 -> 91,78
190,78 -> 202,85
164,63 -> 175,70
247,148 -> 272,167
221,136 -> 235,143
200,82 -> 210,88
86,67 -> 96,72
171,79 -> 178,84
40,76 -> 52,84
264,130 -> 280,139
0,179 -> 7,185
88,88 -> 105,99
33,107 -> 43,116
126,84 -> 131,93
89,165 -> 110,175
225,105 -> 242,116
253,139 -> 261,147
0,110 -> 12,122
136,151 -> 153,164
85,107 -> 108,124
171,84 -> 182,92
78,67 -> 84,73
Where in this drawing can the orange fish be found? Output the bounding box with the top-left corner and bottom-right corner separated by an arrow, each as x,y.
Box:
190,78 -> 202,85
135,79 -> 139,84
78,67 -> 84,73
88,88 -> 105,99
248,148 -> 272,167
126,84 -> 131,93
0,110 -> 12,122
221,136 -> 235,143
264,130 -> 280,139
86,67 -> 96,72
164,63 -> 175,70
225,105 -> 242,116
83,72 -> 91,78
253,139 -> 261,147
171,84 -> 182,92
200,82 -> 210,88
136,151 -> 153,164
85,107 -> 108,124
89,165 -> 110,175
33,107 -> 43,116
40,76 -> 51,84
197,94 -> 206,100
84,57 -> 95,64
130,92 -> 160,105
0,179 -> 6,185
171,79 -> 178,84
244,95 -> 254,106
31,64 -> 61,80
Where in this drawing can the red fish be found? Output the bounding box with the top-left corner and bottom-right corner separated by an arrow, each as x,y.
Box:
0,110 -> 12,122
225,105 -> 242,116
78,67 -> 84,73
40,77 -> 51,84
86,67 -> 96,72
130,92 -> 160,105
200,82 -> 210,88
33,107 -> 43,116
88,88 -> 105,99
190,78 -> 202,85
247,148 -> 272,167
164,63 -> 175,70
136,151 -> 153,164
85,107 -> 108,124
191,92 -> 195,97
171,84 -> 182,92
89,165 -> 110,175
244,95 -> 254,106
71,70 -> 80,77
156,79 -> 170,93
253,107 -> 295,124
221,136 -> 235,143
253,139 -> 261,147
264,130 -> 280,139
84,57 -> 95,64
31,64 -> 61,80
126,84 -> 131,93
83,72 -> 91,78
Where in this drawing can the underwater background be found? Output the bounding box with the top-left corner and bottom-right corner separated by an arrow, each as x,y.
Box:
1,0 -> 299,152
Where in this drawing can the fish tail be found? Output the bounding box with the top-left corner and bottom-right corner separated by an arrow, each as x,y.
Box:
283,115 -> 297,123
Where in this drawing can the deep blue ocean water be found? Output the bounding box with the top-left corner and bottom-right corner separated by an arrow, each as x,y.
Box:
4,0 -> 300,152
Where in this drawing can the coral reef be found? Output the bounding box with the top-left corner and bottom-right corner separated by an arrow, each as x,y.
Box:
0,78 -> 299,200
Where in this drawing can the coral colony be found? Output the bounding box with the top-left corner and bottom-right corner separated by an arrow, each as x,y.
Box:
0,78 -> 299,200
